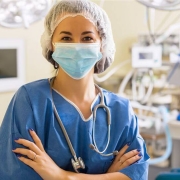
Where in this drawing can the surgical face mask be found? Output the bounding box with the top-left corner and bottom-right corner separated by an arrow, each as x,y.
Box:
52,43 -> 102,80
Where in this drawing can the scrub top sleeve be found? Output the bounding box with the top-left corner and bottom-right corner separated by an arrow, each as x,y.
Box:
0,86 -> 42,180
119,102 -> 150,180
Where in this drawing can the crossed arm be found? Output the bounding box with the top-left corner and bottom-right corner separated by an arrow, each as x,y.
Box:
12,129 -> 142,180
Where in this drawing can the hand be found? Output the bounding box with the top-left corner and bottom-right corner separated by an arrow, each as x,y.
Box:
12,129 -> 65,180
107,144 -> 142,173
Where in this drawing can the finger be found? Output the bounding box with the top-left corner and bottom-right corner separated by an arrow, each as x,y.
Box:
120,149 -> 140,164
14,139 -> 41,155
121,154 -> 142,169
18,156 -> 37,169
12,148 -> 37,161
29,129 -> 44,152
114,143 -> 131,164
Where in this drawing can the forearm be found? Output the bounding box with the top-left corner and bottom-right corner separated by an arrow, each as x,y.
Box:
60,170 -> 131,180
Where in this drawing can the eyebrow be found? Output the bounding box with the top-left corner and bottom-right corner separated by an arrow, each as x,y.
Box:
59,31 -> 95,35
81,31 -> 94,35
60,31 -> 72,35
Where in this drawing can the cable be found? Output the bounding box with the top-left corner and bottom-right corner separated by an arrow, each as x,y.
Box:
94,60 -> 130,83
155,11 -> 172,33
132,69 -> 138,101
140,69 -> 154,104
149,106 -> 172,165
118,69 -> 135,96
146,7 -> 156,44
146,58 -> 180,108
155,23 -> 180,44
157,13 -> 180,36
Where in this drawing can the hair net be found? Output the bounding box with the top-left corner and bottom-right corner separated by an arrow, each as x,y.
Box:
40,0 -> 116,73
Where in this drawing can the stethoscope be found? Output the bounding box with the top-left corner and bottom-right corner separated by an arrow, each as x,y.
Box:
50,78 -> 118,173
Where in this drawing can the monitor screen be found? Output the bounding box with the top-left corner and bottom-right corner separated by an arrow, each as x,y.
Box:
139,52 -> 153,60
0,49 -> 17,78
0,39 -> 25,92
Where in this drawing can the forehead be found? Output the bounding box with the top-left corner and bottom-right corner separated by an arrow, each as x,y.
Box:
55,15 -> 98,33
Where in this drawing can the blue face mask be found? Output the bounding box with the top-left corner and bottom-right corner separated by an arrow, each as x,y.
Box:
52,43 -> 102,80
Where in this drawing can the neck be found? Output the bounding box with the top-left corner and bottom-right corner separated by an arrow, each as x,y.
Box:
52,69 -> 96,102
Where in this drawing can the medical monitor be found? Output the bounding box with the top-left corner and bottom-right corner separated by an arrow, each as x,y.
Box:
0,39 -> 25,92
132,45 -> 162,68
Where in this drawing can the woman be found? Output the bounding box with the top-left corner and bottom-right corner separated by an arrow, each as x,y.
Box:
0,0 -> 149,179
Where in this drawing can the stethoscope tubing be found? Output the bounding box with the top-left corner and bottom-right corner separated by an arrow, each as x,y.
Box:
50,79 -> 78,161
49,77 -> 116,171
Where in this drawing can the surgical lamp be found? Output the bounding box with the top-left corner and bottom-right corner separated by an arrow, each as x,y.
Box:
0,0 -> 55,28
137,0 -> 180,11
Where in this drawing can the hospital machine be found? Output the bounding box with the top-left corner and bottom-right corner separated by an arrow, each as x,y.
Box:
155,168 -> 180,180
96,0 -> 180,170
132,45 -> 162,68
0,39 -> 25,92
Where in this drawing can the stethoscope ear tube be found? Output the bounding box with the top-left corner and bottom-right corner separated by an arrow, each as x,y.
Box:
91,86 -> 118,156
93,104 -> 111,125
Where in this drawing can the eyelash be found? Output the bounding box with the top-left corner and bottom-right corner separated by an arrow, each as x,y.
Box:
61,36 -> 94,42
61,37 -> 71,41
82,37 -> 93,41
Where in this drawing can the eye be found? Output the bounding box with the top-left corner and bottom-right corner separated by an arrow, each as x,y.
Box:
61,37 -> 72,41
82,36 -> 93,42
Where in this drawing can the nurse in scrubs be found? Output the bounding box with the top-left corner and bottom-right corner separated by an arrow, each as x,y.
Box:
0,0 -> 149,179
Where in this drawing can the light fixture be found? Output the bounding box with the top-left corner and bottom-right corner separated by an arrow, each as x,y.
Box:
0,0 -> 55,28
137,0 -> 180,10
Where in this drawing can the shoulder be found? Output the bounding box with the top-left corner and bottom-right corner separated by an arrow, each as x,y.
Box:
23,78 -> 50,91
102,88 -> 131,108
13,78 -> 51,106
16,78 -> 50,96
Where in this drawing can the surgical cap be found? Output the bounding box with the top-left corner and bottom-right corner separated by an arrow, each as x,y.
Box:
40,0 -> 116,73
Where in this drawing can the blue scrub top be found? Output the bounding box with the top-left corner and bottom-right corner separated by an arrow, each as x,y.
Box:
0,79 -> 149,180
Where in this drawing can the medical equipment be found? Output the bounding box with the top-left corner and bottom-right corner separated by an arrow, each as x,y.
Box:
94,60 -> 130,83
137,0 -> 180,11
132,45 -> 162,68
156,168 -> 180,180
0,0 -> 54,28
155,24 -> 180,44
117,68 -> 155,104
130,102 -> 172,165
0,39 -> 25,92
138,34 -> 180,56
50,77 -> 118,173
167,60 -> 180,86
137,0 -> 180,44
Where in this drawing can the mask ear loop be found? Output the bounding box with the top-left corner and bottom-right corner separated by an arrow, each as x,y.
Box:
52,42 -> 59,69
94,42 -> 103,73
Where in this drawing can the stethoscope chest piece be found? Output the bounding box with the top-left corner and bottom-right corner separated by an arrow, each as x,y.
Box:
71,157 -> 85,173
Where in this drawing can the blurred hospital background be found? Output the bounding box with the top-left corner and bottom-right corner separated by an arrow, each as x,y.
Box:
0,0 -> 180,179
